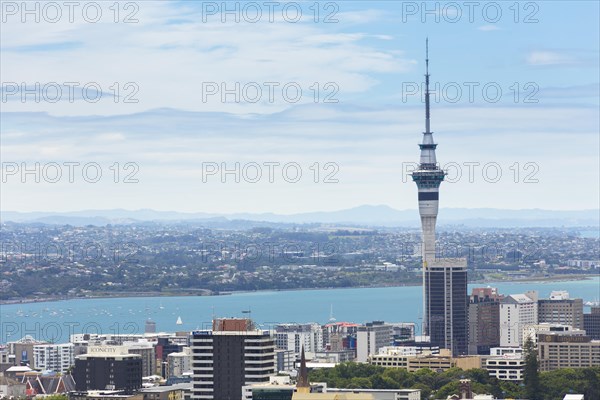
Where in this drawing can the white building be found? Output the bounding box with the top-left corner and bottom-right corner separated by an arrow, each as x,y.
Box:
356,321 -> 393,362
32,343 -> 74,373
485,354 -> 525,382
167,347 -> 192,379
490,347 -> 522,356
275,323 -> 323,354
500,292 -> 538,347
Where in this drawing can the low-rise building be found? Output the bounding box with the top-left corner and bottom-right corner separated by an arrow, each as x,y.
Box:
522,323 -> 585,345
139,382 -> 192,400
0,376 -> 27,398
489,347 -> 522,356
326,388 -> 421,400
369,349 -> 480,372
313,350 -> 355,363
242,376 -> 325,400
485,355 -> 525,381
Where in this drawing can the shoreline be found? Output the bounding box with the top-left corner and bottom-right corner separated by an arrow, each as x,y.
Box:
1,274 -> 598,306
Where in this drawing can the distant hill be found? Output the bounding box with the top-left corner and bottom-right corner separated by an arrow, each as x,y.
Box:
1,206 -> 598,228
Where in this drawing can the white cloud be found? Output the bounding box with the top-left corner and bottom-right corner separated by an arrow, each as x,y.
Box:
2,104 -> 598,213
527,51 -> 576,66
0,2 -> 407,117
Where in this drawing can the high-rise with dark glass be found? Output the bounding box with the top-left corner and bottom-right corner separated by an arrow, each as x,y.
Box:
411,39 -> 468,356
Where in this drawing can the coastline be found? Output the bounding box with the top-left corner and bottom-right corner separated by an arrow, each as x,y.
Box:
1,273 -> 598,306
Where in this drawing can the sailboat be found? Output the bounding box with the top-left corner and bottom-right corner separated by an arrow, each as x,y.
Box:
176,316 -> 183,325
159,301 -> 165,310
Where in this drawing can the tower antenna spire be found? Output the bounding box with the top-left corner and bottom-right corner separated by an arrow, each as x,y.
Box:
425,38 -> 431,135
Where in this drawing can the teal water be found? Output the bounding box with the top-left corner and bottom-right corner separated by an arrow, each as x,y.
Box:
1,277 -> 599,343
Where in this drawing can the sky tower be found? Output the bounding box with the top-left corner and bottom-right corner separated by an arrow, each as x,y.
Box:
411,39 -> 467,355
411,38 -> 445,264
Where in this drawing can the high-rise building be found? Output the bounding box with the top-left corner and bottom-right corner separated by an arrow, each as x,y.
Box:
538,291 -> 584,329
468,288 -> 502,355
123,340 -> 156,378
500,293 -> 538,347
154,336 -> 186,377
584,306 -> 600,340
73,346 -> 142,393
32,343 -> 74,373
275,323 -> 323,354
411,40 -> 467,356
191,319 -> 275,400
167,347 -> 192,379
356,321 -> 393,362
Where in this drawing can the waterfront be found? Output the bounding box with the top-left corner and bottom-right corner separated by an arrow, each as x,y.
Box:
1,277 -> 599,343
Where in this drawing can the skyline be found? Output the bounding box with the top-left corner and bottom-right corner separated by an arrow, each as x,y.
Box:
1,1 -> 599,214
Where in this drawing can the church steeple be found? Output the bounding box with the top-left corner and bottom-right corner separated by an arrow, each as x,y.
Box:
296,346 -> 310,393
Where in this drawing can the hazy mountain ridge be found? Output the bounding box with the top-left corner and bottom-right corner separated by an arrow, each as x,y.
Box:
1,206 -> 598,228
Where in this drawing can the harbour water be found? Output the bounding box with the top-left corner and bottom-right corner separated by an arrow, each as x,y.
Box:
1,277 -> 599,343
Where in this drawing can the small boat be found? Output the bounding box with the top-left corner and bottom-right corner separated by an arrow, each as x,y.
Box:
176,316 -> 183,325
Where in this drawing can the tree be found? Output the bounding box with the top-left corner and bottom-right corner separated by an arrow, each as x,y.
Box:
44,396 -> 68,400
523,337 -> 541,400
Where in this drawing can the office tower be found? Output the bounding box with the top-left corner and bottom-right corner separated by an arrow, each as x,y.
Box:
275,323 -> 323,354
584,306 -> 600,340
537,333 -> 600,371
500,293 -> 538,347
73,346 -> 142,393
356,321 -> 393,362
191,319 -> 275,400
32,343 -> 75,373
538,291 -> 584,329
411,40 -> 467,356
468,288 -> 502,355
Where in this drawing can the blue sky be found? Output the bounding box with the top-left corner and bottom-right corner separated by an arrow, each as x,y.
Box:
1,1 -> 598,214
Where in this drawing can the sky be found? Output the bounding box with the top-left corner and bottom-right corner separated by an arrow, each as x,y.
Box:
1,0 -> 599,214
